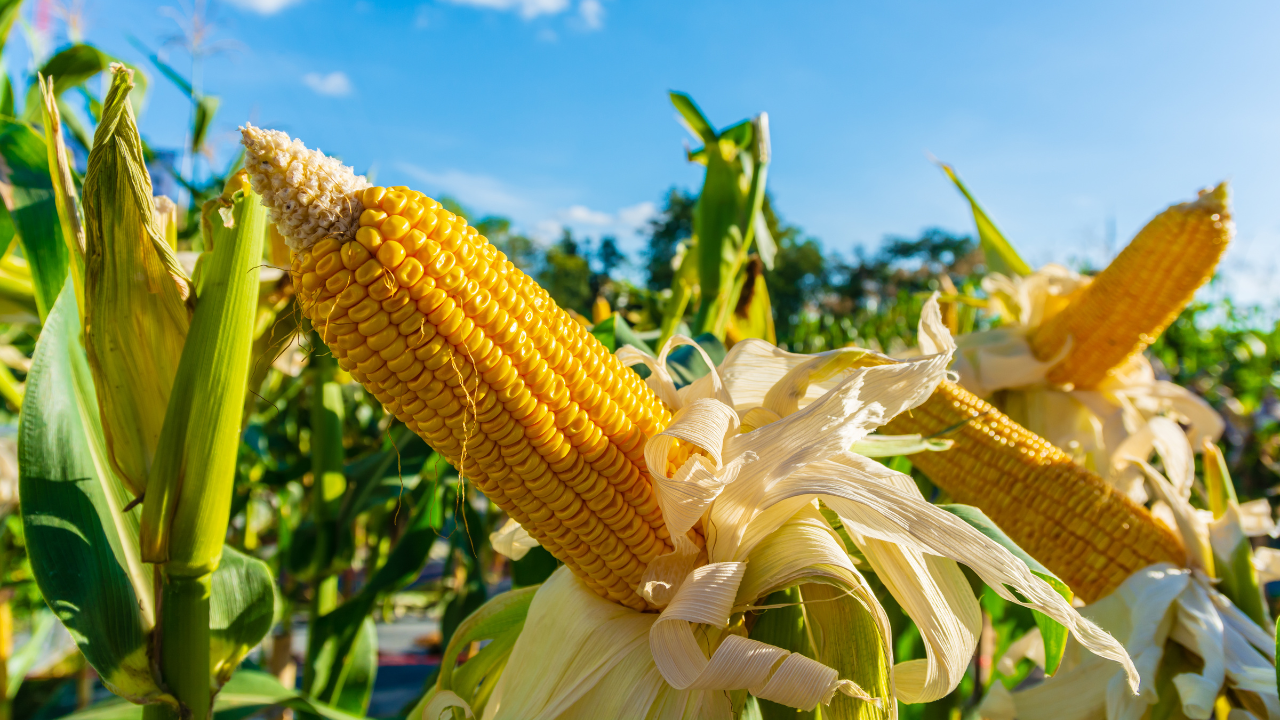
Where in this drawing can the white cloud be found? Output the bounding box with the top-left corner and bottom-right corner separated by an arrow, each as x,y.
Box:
578,0 -> 603,29
562,205 -> 612,225
617,201 -> 656,228
533,220 -> 564,242
439,0 -> 570,19
303,72 -> 352,97
222,0 -> 305,14
397,164 -> 535,217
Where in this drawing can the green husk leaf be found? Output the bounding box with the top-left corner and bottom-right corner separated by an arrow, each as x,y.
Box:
82,66 -> 191,499
801,583 -> 893,720
139,175 -> 265,573
749,586 -> 816,720
37,74 -> 85,301
937,162 -> 1032,278
940,504 -> 1071,674
412,585 -> 537,718
725,256 -> 776,345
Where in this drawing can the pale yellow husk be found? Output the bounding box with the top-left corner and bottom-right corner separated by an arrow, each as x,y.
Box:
424,297 -> 1138,720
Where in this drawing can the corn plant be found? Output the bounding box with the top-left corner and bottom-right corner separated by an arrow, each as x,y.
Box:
658,92 -> 776,347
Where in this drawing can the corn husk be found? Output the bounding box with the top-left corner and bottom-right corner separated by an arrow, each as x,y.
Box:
82,65 -> 192,498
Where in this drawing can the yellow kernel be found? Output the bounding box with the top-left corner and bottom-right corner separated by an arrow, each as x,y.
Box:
379,336 -> 408,361
440,265 -> 465,291
403,201 -> 425,227
355,259 -> 386,286
395,257 -> 425,287
336,283 -> 368,308
381,215 -> 411,241
315,251 -> 343,279
382,288 -> 412,312
402,229 -> 427,255
408,275 -> 436,300
368,275 -> 397,301
381,191 -> 408,215
398,311 -> 425,334
388,351 -> 416,373
377,241 -> 407,269
360,208 -> 388,227
348,298 -> 381,323
361,187 -> 386,208
356,226 -> 384,254
324,269 -> 354,294
367,324 -> 400,352
312,237 -> 342,259
415,210 -> 439,237
390,303 -> 418,325
342,241 -> 372,270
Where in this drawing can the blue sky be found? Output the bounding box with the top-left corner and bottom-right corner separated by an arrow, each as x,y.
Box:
19,0 -> 1280,302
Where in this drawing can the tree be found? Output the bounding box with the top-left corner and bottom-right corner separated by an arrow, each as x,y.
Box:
538,229 -> 593,315
644,188 -> 696,293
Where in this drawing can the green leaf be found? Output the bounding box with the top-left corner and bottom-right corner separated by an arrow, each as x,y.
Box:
24,44 -> 147,123
58,670 -> 365,720
0,118 -> 70,321
127,36 -> 193,100
192,95 -> 219,155
512,544 -> 559,587
669,91 -> 717,145
306,467 -> 442,706
330,618 -> 377,715
664,333 -> 726,388
937,162 -> 1032,277
589,313 -> 654,355
210,547 -> 277,687
18,281 -> 159,702
0,0 -> 23,58
8,608 -> 57,699
414,585 -> 537,716
939,504 -> 1071,675
851,435 -> 953,458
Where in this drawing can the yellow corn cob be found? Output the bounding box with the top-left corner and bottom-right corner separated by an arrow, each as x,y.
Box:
1030,184 -> 1232,389
883,380 -> 1185,602
241,127 -> 674,611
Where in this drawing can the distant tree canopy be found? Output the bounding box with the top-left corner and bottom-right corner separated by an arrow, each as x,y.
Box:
441,189 -> 981,347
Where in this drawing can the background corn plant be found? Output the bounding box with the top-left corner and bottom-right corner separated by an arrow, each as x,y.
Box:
0,2 -> 1271,719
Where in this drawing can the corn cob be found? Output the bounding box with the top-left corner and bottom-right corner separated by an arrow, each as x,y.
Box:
241,127 -> 674,611
1029,184 -> 1232,389
882,380 -> 1185,602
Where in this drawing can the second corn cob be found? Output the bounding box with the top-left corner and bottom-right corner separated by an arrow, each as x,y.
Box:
883,380 -> 1185,602
242,126 -> 674,611
1029,184 -> 1232,389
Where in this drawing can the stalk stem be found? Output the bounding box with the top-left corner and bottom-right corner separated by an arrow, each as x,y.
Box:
160,573 -> 212,720
142,703 -> 180,720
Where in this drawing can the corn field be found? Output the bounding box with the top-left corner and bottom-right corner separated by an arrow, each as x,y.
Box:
0,3 -> 1275,720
